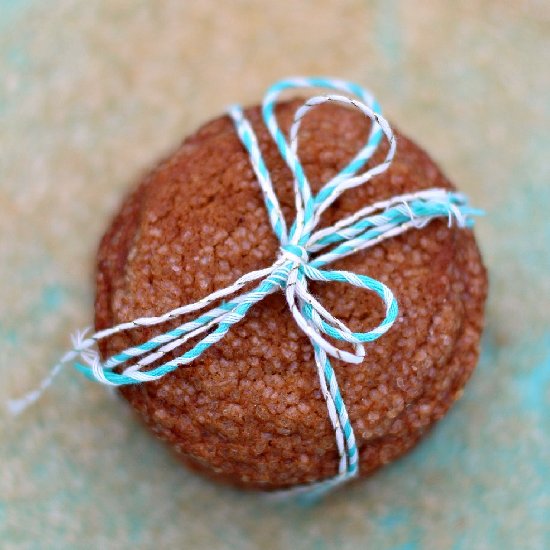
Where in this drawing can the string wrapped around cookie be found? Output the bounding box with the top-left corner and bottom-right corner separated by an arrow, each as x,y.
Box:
9,77 -> 481,496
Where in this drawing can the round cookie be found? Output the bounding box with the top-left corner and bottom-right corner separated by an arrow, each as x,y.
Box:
95,99 -> 488,490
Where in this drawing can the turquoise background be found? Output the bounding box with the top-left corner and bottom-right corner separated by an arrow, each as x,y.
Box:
1,1 -> 549,548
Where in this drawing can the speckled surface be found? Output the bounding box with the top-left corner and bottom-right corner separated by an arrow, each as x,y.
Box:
1,1 -> 549,548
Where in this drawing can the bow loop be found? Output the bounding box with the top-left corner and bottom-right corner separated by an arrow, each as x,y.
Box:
263,79 -> 391,245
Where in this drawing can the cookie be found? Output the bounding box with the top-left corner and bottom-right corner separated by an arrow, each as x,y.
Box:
95,99 -> 487,490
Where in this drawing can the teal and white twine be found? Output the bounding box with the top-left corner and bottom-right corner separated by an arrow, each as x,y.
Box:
8,77 -> 481,496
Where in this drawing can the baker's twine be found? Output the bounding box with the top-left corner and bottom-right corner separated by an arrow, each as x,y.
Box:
8,77 -> 481,497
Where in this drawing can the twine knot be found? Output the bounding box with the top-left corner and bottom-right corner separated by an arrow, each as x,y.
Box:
8,77 -> 481,498
279,244 -> 309,267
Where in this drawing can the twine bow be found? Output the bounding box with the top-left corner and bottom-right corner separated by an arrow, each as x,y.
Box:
9,77 -> 480,495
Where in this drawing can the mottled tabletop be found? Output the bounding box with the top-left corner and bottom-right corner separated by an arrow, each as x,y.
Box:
1,1 -> 549,549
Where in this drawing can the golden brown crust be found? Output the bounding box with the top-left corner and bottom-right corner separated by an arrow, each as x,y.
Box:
95,99 -> 488,489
